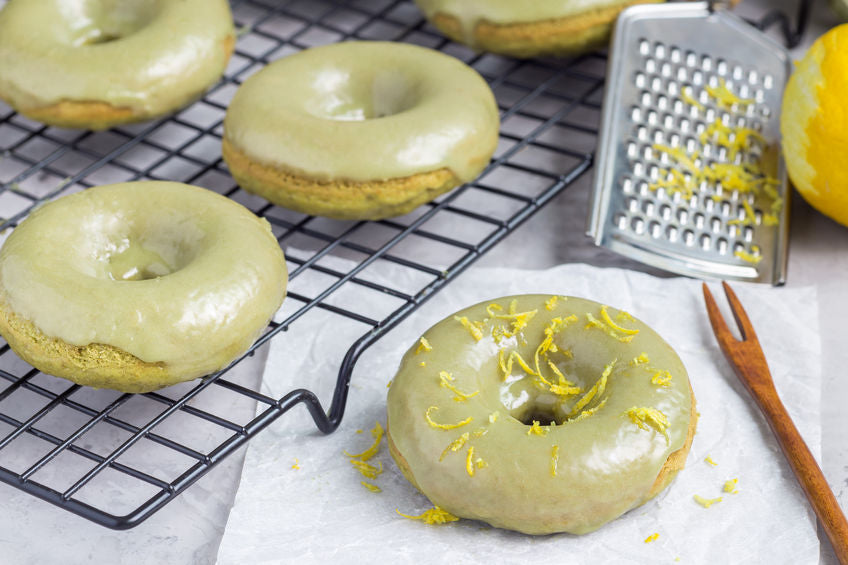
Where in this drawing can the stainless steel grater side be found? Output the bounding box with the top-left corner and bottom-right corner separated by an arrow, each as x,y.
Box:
588,2 -> 792,285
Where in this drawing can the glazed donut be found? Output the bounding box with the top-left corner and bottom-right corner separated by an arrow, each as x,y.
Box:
0,181 -> 287,393
0,0 -> 234,130
414,0 -> 661,58
222,41 -> 500,221
387,294 -> 696,535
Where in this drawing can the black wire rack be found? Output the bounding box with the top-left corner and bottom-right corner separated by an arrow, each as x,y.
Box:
0,0 -> 609,530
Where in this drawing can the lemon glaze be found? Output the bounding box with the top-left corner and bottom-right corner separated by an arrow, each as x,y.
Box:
223,41 -> 499,184
0,0 -> 234,127
387,294 -> 694,535
0,182 -> 286,384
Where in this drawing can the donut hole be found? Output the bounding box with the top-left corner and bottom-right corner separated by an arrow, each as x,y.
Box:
501,379 -> 569,426
66,0 -> 161,47
305,69 -> 420,121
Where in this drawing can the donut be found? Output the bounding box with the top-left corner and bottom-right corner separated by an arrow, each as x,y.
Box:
0,0 -> 235,130
414,0 -> 662,58
222,41 -> 500,221
0,181 -> 287,393
387,294 -> 696,535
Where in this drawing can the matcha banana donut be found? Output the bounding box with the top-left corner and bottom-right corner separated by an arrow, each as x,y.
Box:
0,0 -> 235,130
0,181 -> 287,393
387,294 -> 696,535
222,41 -> 500,221
414,0 -> 663,58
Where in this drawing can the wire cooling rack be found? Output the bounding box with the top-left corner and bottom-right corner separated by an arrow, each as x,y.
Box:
0,0 -> 606,529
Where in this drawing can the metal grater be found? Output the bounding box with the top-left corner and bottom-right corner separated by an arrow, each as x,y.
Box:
588,1 -> 792,285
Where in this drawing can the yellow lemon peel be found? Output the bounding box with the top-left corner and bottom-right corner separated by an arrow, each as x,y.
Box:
645,533 -> 660,543
551,445 -> 560,477
705,78 -> 753,108
416,336 -> 433,354
291,458 -> 300,470
361,481 -> 381,493
397,507 -> 459,525
681,86 -> 704,110
601,305 -> 639,336
651,370 -> 673,387
344,421 -> 384,461
630,353 -> 650,366
454,316 -> 484,342
351,459 -> 383,480
526,420 -> 549,436
486,303 -> 503,317
734,248 -> 763,265
466,446 -> 476,476
488,411 -> 499,423
568,397 -> 609,423
625,407 -> 670,442
705,455 -> 718,466
693,494 -> 722,508
586,312 -> 635,343
570,360 -> 615,416
439,371 -> 479,402
439,432 -> 470,461
724,478 -> 739,494
545,295 -> 566,311
425,406 -> 472,430
419,362 -> 426,368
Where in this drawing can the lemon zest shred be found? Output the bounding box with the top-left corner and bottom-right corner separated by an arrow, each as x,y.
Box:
551,445 -> 560,477
586,312 -> 635,343
723,478 -> 739,494
439,432 -> 470,461
569,360 -> 615,416
626,407 -> 670,443
344,422 -> 384,461
734,248 -> 763,265
415,337 -> 432,354
387,380 -> 393,388
705,455 -> 718,467
568,397 -> 609,423
486,303 -> 503,317
651,370 -> 673,387
601,305 -> 640,335
454,316 -> 484,342
425,406 -> 472,430
466,446 -> 475,476
475,457 -> 488,469
361,481 -> 382,493
488,412 -> 499,423
630,353 -> 650,366
439,371 -> 479,402
291,458 -> 300,470
545,296 -> 562,311
509,299 -> 518,315
693,494 -> 723,508
526,420 -> 549,436
471,427 -> 488,439
396,507 -> 459,525
645,533 -> 660,543
419,362 -> 426,368
681,86 -> 704,110
705,78 -> 753,108
350,459 -> 383,480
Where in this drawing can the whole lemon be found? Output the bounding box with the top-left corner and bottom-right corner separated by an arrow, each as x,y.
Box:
781,24 -> 848,226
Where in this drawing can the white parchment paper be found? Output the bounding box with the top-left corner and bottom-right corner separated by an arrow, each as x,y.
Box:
217,260 -> 821,564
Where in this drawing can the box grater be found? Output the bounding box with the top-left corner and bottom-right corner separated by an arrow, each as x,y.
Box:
588,1 -> 792,285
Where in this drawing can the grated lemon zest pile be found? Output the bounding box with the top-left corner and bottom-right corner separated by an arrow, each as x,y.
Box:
291,458 -> 300,470
586,313 -> 635,343
344,422 -> 384,461
361,481 -> 381,493
494,309 -> 538,338
569,360 -> 615,416
705,78 -> 753,108
705,455 -> 718,466
734,248 -> 763,265
551,445 -> 560,477
651,370 -> 673,387
527,420 -> 549,436
454,316 -> 484,342
693,494 -> 722,508
681,86 -> 704,110
396,507 -> 459,525
644,533 -> 660,543
439,432 -> 469,461
601,305 -> 640,336
351,459 -> 383,480
723,478 -> 739,494
466,446 -> 476,476
416,337 -> 433,354
439,371 -> 479,402
625,407 -> 670,442
426,406 -> 472,430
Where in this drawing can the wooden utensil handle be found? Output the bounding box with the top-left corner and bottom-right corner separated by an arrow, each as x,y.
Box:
753,384 -> 848,564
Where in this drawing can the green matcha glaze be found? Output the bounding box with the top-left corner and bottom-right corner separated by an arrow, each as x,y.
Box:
387,294 -> 694,535
223,41 -> 500,183
0,181 -> 287,380
0,0 -> 233,122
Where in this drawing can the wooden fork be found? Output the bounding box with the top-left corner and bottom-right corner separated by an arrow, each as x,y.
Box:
703,281 -> 848,564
